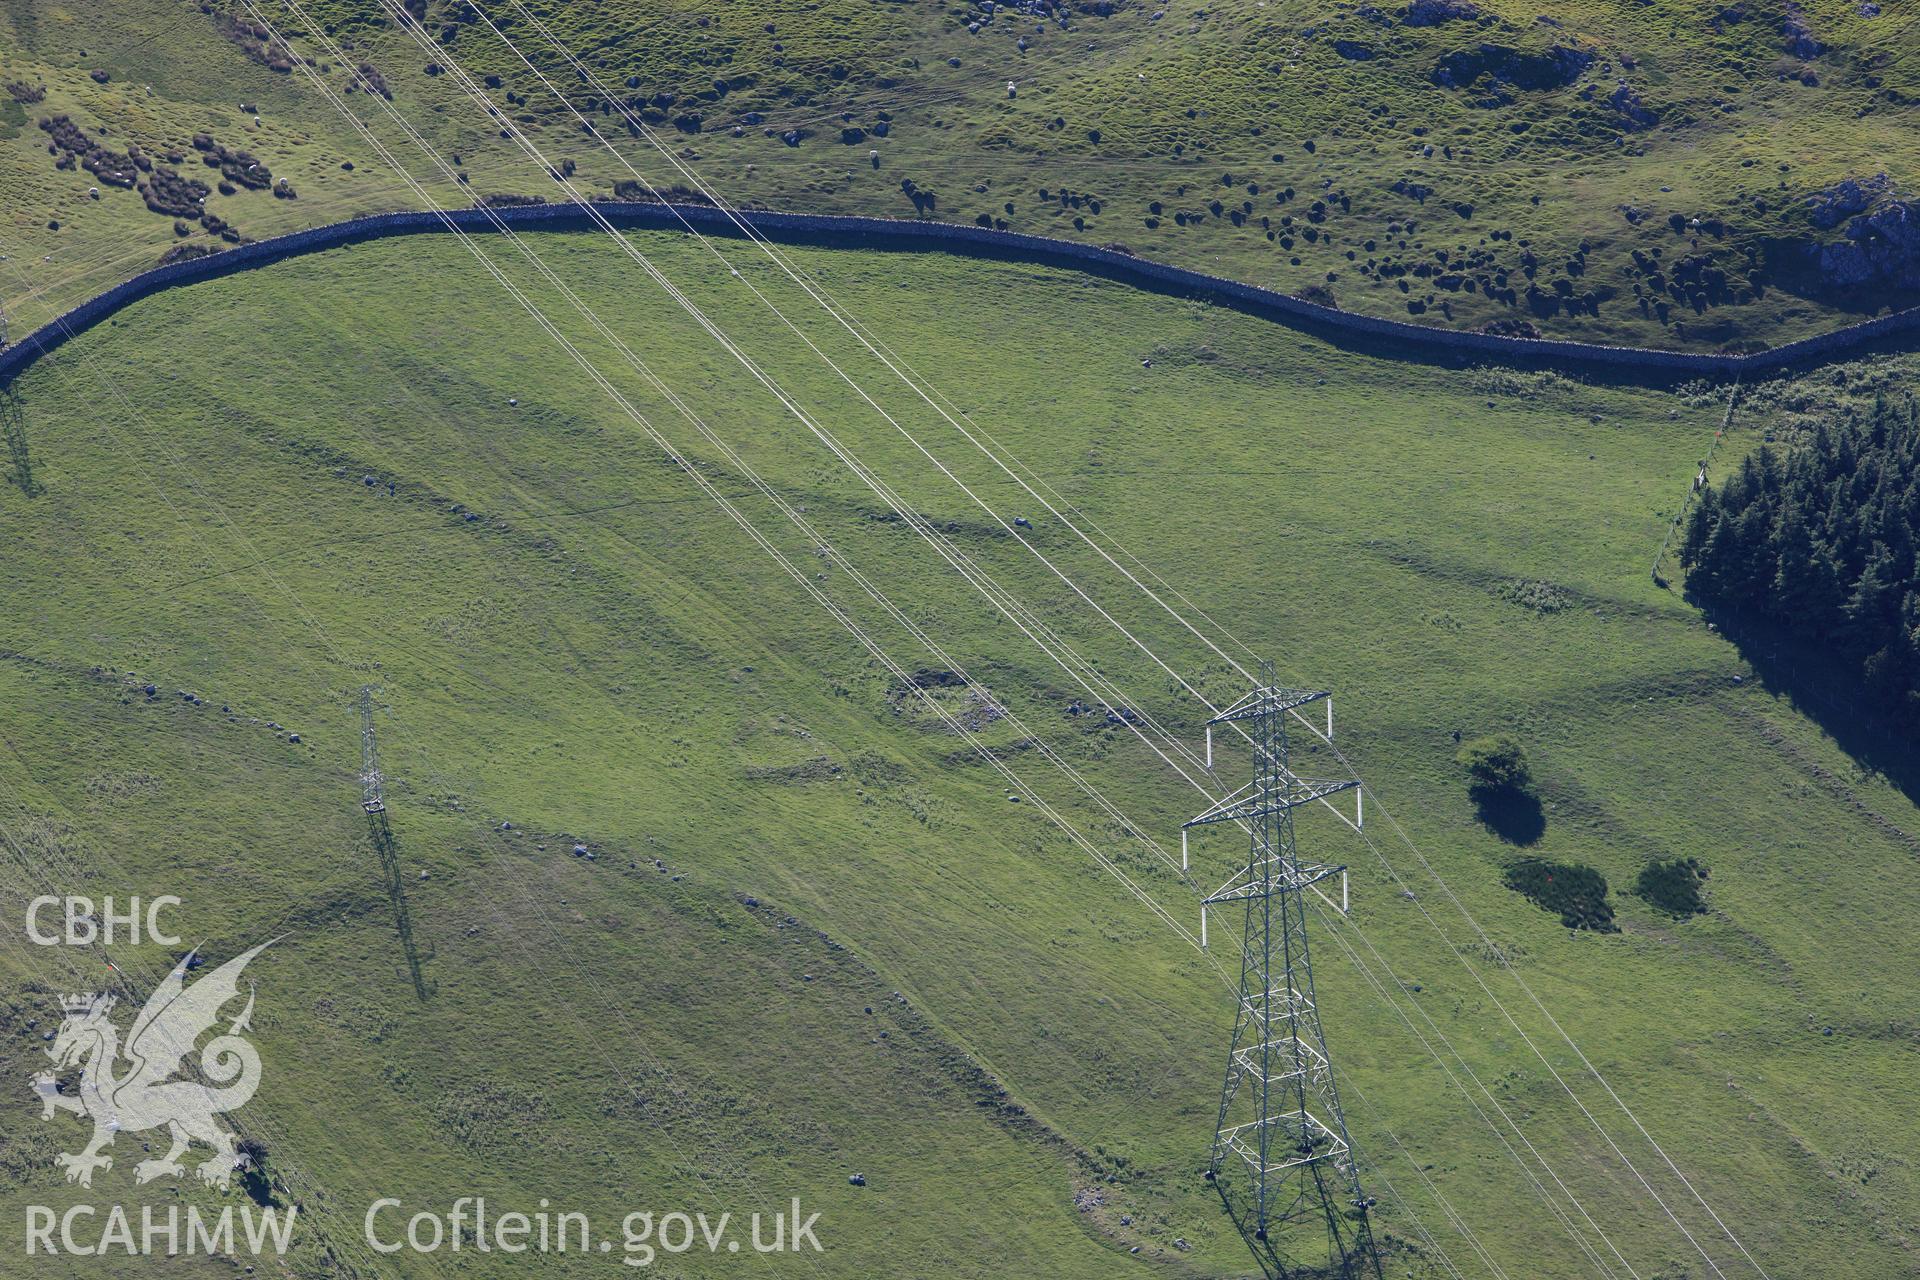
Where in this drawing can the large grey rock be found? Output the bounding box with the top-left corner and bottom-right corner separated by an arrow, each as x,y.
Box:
1815,199 -> 1920,291
1807,174 -> 1891,230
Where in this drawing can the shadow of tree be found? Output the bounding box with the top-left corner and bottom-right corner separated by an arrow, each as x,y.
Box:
1690,600 -> 1920,807
1470,784 -> 1545,845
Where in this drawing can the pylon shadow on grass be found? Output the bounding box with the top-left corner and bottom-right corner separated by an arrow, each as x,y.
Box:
368,809 -> 433,1001
1211,1174 -> 1290,1280
1,391 -> 43,497
1210,1170 -> 1382,1280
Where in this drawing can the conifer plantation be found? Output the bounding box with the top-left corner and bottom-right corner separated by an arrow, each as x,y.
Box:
1683,394 -> 1920,723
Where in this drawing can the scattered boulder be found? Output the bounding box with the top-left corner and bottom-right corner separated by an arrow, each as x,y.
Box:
1782,4 -> 1823,58
353,63 -> 392,100
1402,0 -> 1478,24
1608,83 -> 1660,130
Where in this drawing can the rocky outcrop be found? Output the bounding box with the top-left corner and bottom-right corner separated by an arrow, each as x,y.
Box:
1813,199 -> 1920,293
1807,175 -> 1892,230
1782,4 -> 1824,57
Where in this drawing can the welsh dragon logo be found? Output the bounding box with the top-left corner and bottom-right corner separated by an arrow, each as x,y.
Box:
31,942 -> 272,1189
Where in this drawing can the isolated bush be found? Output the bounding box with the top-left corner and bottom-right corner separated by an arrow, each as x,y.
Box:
1635,857 -> 1708,917
1457,733 -> 1532,795
1505,859 -> 1616,931
1494,578 -> 1574,614
1459,734 -> 1542,842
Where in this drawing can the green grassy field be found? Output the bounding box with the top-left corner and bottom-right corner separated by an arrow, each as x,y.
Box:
3,0 -> 1918,351
1,226 -> 1917,1276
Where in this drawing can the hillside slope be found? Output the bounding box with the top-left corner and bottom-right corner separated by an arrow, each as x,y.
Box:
3,0 -> 1918,350
0,230 -> 1916,1274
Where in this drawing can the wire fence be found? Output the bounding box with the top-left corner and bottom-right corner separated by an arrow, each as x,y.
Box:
1651,380 -> 1741,584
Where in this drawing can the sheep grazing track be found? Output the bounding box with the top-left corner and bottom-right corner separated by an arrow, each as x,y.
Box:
5,201 -> 1920,391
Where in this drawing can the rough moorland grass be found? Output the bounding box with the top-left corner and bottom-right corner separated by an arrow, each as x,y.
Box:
2,0 -> 1917,350
0,231 -> 1917,1276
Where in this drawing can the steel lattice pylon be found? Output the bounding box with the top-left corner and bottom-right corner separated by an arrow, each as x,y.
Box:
1190,662 -> 1381,1277
359,685 -> 386,815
